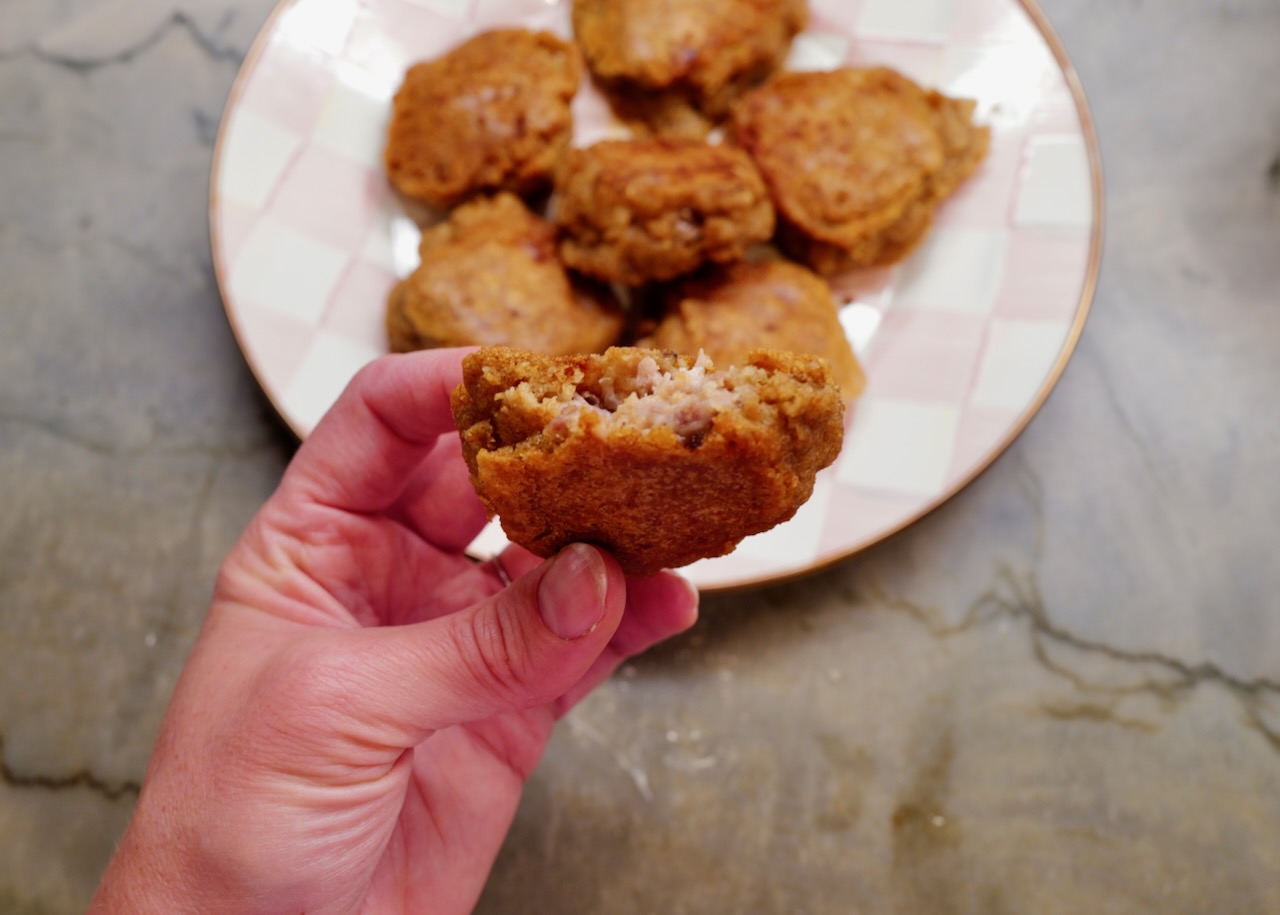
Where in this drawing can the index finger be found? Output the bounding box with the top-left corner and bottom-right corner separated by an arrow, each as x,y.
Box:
279,348 -> 471,514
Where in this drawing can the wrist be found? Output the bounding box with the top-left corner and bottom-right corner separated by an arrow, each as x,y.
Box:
89,814 -> 204,914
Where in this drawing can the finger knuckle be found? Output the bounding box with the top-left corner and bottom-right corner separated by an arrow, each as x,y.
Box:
454,609 -> 540,706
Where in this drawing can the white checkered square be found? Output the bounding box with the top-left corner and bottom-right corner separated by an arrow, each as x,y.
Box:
858,0 -> 956,41
275,0 -> 361,56
228,216 -> 350,325
219,109 -> 301,209
313,72 -> 395,168
1016,135 -> 1093,227
401,0 -> 471,18
891,228 -> 1009,314
970,320 -> 1070,409
785,32 -> 849,72
282,331 -> 384,436
838,399 -> 961,496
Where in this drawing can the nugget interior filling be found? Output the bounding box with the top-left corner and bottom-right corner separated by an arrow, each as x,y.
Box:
539,352 -> 744,443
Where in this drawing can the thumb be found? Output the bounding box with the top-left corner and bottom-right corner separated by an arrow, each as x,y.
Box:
344,544 -> 626,744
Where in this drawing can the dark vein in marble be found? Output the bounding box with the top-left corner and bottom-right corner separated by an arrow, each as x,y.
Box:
881,564 -> 1280,695
867,565 -> 1280,748
192,107 -> 221,147
0,11 -> 244,73
1037,698 -> 1159,732
0,734 -> 139,801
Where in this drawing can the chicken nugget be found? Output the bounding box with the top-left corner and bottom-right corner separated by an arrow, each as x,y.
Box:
452,345 -> 844,575
388,193 -> 623,355
733,67 -> 989,274
572,0 -> 807,136
385,29 -> 582,209
642,259 -> 865,403
779,195 -> 937,277
555,139 -> 775,285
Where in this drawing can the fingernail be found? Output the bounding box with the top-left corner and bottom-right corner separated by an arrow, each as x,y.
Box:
538,544 -> 608,640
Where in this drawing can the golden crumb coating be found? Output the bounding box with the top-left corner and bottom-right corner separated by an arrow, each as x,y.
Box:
387,194 -> 624,355
921,90 -> 991,201
779,195 -> 937,276
643,259 -> 865,403
452,345 -> 844,574
555,138 -> 775,285
733,67 -> 990,274
385,29 -> 582,208
572,0 -> 807,136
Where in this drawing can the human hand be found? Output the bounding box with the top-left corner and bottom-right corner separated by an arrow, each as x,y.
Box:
89,349 -> 699,914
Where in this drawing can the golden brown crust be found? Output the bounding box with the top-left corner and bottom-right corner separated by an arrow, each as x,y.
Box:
733,68 -> 943,247
387,193 -> 624,355
555,139 -> 775,285
572,0 -> 807,135
451,345 -> 844,574
778,195 -> 936,276
385,29 -> 582,209
733,67 -> 990,274
922,90 -> 991,200
643,259 -> 865,403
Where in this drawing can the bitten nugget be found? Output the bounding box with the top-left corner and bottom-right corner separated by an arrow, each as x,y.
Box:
452,345 -> 844,574
733,67 -> 990,274
642,259 -> 865,403
572,0 -> 807,136
385,29 -> 582,208
555,139 -> 775,285
388,194 -> 623,355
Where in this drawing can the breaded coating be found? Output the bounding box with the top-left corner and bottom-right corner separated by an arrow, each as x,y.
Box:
387,194 -> 623,355
385,29 -> 582,209
642,259 -> 865,403
779,195 -> 937,277
922,91 -> 990,200
572,0 -> 807,136
733,67 -> 990,274
452,345 -> 844,574
555,139 -> 775,285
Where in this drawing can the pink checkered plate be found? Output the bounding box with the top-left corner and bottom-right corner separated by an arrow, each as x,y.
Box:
210,0 -> 1102,591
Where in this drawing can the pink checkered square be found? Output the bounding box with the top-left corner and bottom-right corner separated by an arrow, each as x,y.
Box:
818,485 -> 931,556
233,307 -> 317,401
214,198 -> 260,266
271,146 -> 387,250
323,259 -> 399,349
994,228 -> 1092,321
862,310 -> 987,402
238,41 -> 335,136
949,0 -> 1040,44
946,404 -> 1022,486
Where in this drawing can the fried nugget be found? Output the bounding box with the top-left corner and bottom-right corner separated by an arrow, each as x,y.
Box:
555,138 -> 775,285
642,259 -> 865,403
385,29 -> 582,209
387,193 -> 623,355
572,0 -> 807,137
733,67 -> 990,274
452,345 -> 844,574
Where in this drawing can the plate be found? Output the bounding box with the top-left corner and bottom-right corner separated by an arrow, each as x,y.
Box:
210,0 -> 1102,591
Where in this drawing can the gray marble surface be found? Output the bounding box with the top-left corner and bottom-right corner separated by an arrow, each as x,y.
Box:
2,0 -> 1279,912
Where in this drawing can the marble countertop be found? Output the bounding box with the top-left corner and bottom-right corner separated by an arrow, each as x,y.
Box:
2,0 -> 1279,911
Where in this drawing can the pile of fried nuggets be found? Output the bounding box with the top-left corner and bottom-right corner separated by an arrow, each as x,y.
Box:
381,0 -> 990,575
